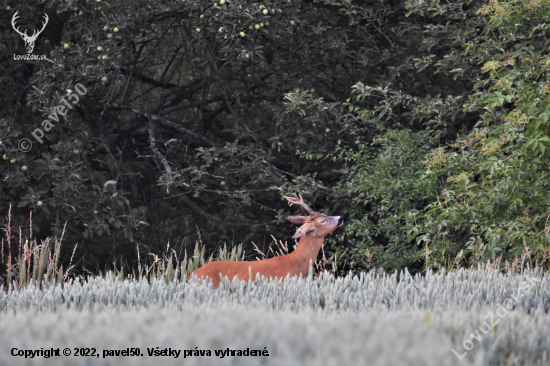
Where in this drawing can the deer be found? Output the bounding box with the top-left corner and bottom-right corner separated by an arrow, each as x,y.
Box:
12,11 -> 49,54
190,194 -> 343,289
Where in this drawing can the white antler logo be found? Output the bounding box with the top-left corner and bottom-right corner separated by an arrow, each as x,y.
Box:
11,11 -> 49,54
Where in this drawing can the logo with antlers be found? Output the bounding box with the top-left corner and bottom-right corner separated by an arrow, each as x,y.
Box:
11,11 -> 49,54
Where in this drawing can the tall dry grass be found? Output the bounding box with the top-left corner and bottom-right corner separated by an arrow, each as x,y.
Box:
1,204 -> 69,291
1,204 -> 337,291
3,202 -> 547,291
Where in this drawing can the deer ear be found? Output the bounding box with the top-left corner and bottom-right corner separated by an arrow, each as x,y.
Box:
292,224 -> 314,238
292,228 -> 306,238
288,216 -> 306,224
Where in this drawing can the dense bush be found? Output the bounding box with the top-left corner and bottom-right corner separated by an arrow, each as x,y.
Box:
286,0 -> 550,271
1,0 -> 550,277
1,0 -> 399,274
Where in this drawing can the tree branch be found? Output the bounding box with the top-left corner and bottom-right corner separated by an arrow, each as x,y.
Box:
108,103 -> 219,147
159,95 -> 226,116
119,67 -> 181,89
147,118 -> 172,174
177,193 -> 261,228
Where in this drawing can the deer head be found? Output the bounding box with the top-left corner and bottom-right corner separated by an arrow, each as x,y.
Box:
12,11 -> 49,54
284,193 -> 343,238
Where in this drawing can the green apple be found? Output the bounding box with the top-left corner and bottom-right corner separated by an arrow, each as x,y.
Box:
102,76 -> 107,82
196,28 -> 201,32
255,24 -> 260,30
6,6 -> 10,10
249,25 -> 253,30
325,128 -> 330,133
97,46 -> 103,51
104,26 -> 109,31
64,43 -> 70,49
73,150 -> 79,154
21,165 -> 27,171
102,55 -> 108,60
290,20 -> 295,25
245,53 -> 250,58
10,158 -> 16,163
2,154 -> 8,160
240,32 -> 245,37
45,40 -> 50,44
220,0 -> 225,4
107,33 -> 113,39
37,201 -> 43,207
263,9 -> 268,14
221,181 -> 226,185
113,27 -> 119,32
78,11 -> 83,15
67,89 -> 72,93
94,210 -> 98,214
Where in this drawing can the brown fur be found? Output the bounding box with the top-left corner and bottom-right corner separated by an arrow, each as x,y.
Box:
191,211 -> 341,289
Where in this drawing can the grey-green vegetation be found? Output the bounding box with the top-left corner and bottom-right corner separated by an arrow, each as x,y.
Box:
1,267 -> 549,365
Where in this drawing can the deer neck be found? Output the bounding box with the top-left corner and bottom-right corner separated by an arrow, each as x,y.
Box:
291,235 -> 324,264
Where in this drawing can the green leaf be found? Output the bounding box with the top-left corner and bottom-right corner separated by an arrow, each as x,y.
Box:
104,180 -> 117,188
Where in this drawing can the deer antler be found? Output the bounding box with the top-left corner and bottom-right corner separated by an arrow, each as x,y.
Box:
11,11 -> 26,38
11,11 -> 48,40
284,193 -> 317,218
33,13 -> 49,38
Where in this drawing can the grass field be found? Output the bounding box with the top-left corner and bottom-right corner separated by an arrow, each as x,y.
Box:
1,266 -> 549,365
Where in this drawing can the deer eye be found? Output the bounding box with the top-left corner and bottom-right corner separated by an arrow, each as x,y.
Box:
320,219 -> 327,223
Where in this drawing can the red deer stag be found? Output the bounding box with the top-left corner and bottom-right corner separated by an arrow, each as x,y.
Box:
191,194 -> 343,289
